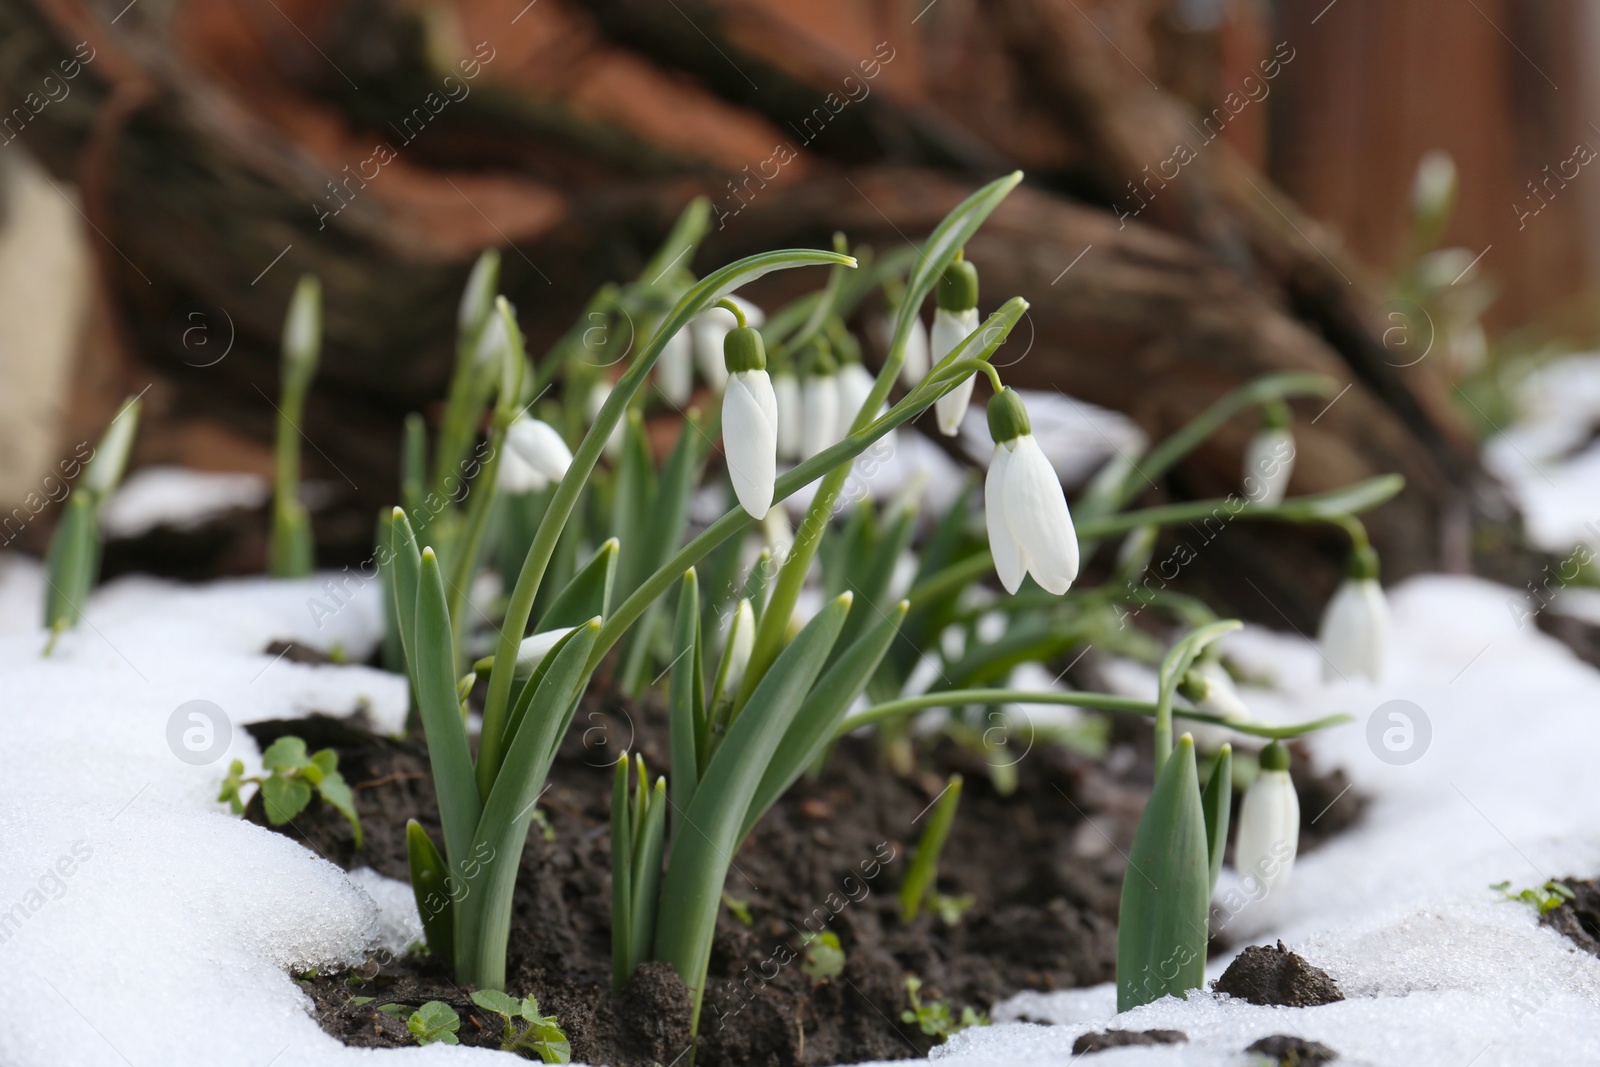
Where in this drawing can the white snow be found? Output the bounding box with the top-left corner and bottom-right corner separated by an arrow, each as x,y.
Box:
100,465 -> 270,537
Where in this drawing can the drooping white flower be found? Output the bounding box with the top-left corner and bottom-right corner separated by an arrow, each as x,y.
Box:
1243,427 -> 1295,507
282,274 -> 322,377
772,369 -> 803,461
692,296 -> 764,393
837,361 -> 894,449
1318,545 -> 1389,683
512,626 -> 575,679
931,257 -> 981,436
721,322 -> 778,519
506,416 -> 572,488
802,370 -> 839,460
984,389 -> 1079,595
1234,741 -> 1298,892
498,446 -> 546,494
588,381 -> 624,460
875,315 -> 931,388
657,326 -> 694,406
1180,658 -> 1250,721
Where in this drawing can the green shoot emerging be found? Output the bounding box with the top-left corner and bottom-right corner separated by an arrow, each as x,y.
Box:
218,736 -> 362,848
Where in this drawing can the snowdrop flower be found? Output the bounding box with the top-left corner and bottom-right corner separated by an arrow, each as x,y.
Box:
837,361 -> 894,449
693,295 -> 764,393
1243,406 -> 1295,507
1178,658 -> 1250,721
657,325 -> 694,406
932,258 -> 981,436
588,381 -> 624,460
512,626 -> 575,679
773,369 -> 803,461
762,504 -> 793,565
984,388 -> 1079,595
802,356 -> 839,460
720,319 -> 778,519
1234,741 -> 1298,892
1318,543 -> 1389,683
876,314 -> 930,388
505,416 -> 572,490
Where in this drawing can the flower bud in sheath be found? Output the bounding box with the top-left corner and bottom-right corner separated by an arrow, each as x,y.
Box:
932,258 -> 981,436
984,389 -> 1079,595
1243,404 -> 1295,507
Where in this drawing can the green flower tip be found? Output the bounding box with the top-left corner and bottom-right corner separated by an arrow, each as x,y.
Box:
1261,400 -> 1292,432
1176,732 -> 1195,752
836,591 -> 855,609
1348,543 -> 1381,581
937,257 -> 979,313
724,325 -> 767,373
986,388 -> 1031,444
1259,740 -> 1290,772
390,505 -> 406,520
600,537 -> 620,554
421,546 -> 436,561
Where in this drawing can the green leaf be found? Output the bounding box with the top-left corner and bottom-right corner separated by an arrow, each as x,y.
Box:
261,736 -> 311,772
458,620 -> 601,990
801,930 -> 846,979
471,988 -> 522,1017
668,570 -> 706,819
900,774 -> 963,922
387,509 -> 423,669
43,491 -> 98,631
314,761 -> 363,849
610,754 -> 634,990
414,549 -> 483,873
408,1001 -> 461,1045
629,776 -> 667,982
1116,735 -> 1210,1012
1077,475 -> 1406,541
1200,744 -> 1233,893
536,537 -> 618,631
741,600 -> 908,840
405,820 -> 454,964
260,774 -> 312,825
654,593 -> 852,1034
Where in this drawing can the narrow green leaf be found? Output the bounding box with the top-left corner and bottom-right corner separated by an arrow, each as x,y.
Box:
43,492 -> 98,630
388,508 -> 423,667
459,620 -> 601,990
1201,744 -> 1233,893
654,593 -> 852,1034
629,777 -> 667,981
1116,734 -> 1210,1012
401,412 -> 428,518
406,820 -> 454,963
612,412 -> 656,596
610,754 -> 634,990
900,775 -> 963,922
537,538 -> 618,631
668,569 -> 705,821
414,548 -> 482,874
742,600 -> 908,840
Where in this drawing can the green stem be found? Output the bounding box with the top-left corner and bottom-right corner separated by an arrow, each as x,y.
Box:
836,689 -> 1353,739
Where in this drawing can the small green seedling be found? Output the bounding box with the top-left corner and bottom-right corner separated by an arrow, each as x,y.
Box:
219,736 -> 362,847
722,892 -> 754,927
1491,880 -> 1575,916
407,1000 -> 461,1045
899,975 -> 986,1040
800,930 -> 846,979
928,892 -> 975,927
900,774 -> 962,922
470,990 -> 572,1062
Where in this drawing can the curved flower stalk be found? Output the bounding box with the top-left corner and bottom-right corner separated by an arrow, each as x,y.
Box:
1243,400 -> 1295,507
1234,740 -> 1298,892
692,295 -> 764,392
1318,538 -> 1389,682
269,274 -> 321,578
719,302 -> 778,519
932,257 -> 981,436
985,388 -> 1079,595
42,394 -> 143,646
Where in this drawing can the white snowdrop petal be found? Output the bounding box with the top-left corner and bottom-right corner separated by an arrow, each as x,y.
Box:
1318,577 -> 1389,682
902,317 -> 930,386
773,373 -> 803,460
514,626 -> 575,678
1244,428 -> 1296,507
496,449 -> 548,494
507,417 -> 573,483
657,327 -> 693,406
1234,769 -> 1299,892
1002,435 -> 1079,595
985,444 -> 1025,594
723,371 -> 777,519
931,307 -> 981,436
802,376 -> 838,459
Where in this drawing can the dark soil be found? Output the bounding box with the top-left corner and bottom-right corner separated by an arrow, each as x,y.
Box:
247,675 -> 1363,1066
1539,877 -> 1600,956
1245,1033 -> 1340,1065
1213,941 -> 1344,1007
1071,1028 -> 1187,1054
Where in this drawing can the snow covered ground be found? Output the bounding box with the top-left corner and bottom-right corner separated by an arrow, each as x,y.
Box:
4,362 -> 1600,1063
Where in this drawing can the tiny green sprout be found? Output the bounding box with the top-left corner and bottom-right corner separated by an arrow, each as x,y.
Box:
928,892 -> 976,927
531,808 -> 557,842
218,736 -> 362,847
407,1000 -> 461,1045
800,930 -> 846,979
899,975 -> 986,1041
1490,879 -> 1575,916
900,774 -> 963,922
469,989 -> 572,1062
722,892 -> 754,927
